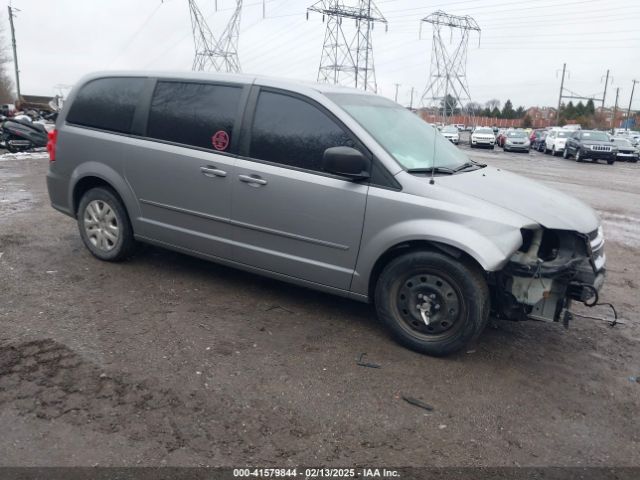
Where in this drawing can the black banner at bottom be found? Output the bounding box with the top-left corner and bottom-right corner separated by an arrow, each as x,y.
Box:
0,468 -> 638,480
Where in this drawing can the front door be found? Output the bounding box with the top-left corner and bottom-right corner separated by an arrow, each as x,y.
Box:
230,90 -> 369,290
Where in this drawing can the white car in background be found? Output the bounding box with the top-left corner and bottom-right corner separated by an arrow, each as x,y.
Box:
544,129 -> 570,156
441,125 -> 460,145
470,127 -> 495,149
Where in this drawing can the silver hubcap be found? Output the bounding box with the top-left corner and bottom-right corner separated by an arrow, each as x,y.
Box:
84,200 -> 119,252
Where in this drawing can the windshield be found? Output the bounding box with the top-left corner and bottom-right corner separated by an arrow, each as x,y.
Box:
475,128 -> 493,134
556,131 -> 569,138
613,138 -> 631,146
506,130 -> 527,138
582,131 -> 610,142
442,126 -> 458,133
328,93 -> 470,170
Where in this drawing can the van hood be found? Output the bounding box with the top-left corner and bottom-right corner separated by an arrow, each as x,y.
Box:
438,166 -> 600,233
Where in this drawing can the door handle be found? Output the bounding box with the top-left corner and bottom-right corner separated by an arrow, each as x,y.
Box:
200,166 -> 227,178
238,174 -> 267,186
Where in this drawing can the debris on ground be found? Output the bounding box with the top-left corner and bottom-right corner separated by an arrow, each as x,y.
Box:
356,353 -> 381,369
402,395 -> 434,412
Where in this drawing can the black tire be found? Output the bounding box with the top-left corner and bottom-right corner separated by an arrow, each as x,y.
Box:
607,159 -> 615,165
575,150 -> 582,162
374,251 -> 489,356
77,187 -> 136,262
563,148 -> 569,159
491,145 -> 495,150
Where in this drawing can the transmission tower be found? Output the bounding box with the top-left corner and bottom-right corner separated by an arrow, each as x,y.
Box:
188,0 -> 242,73
419,11 -> 480,121
307,1 -> 387,92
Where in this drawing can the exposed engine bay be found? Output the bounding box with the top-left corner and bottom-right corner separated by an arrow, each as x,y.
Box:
492,226 -> 606,325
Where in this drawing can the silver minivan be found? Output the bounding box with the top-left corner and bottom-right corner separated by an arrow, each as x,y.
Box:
46,72 -> 606,356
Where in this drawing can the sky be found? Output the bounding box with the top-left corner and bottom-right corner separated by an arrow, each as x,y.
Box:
5,0 -> 640,110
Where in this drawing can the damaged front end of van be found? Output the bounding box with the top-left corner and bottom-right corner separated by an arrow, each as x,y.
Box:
492,225 -> 606,325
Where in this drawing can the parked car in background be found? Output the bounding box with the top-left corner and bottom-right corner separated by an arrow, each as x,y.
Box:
503,130 -> 531,153
496,129 -> 508,147
47,71 -> 606,356
563,130 -> 617,164
611,137 -> 639,162
544,129 -> 570,156
441,125 -> 460,145
453,123 -> 465,131
531,129 -> 547,152
470,127 -> 496,148
563,124 -> 581,132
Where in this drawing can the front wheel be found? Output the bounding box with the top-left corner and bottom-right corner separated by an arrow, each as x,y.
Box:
607,159 -> 615,165
77,187 -> 137,262
374,251 -> 489,356
575,150 -> 583,162
563,148 -> 569,159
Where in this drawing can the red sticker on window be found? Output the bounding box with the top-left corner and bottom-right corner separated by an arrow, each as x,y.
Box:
212,130 -> 230,151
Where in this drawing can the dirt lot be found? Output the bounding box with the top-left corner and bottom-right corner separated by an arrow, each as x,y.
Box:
0,146 -> 639,467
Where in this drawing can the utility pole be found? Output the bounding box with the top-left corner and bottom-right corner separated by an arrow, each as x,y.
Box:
625,79 -> 638,132
556,63 -> 566,125
7,6 -> 21,102
611,87 -> 619,131
394,83 -> 400,102
409,86 -> 415,109
601,69 -> 610,109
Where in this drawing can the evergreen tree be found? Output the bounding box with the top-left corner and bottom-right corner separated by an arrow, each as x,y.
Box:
565,101 -> 576,118
575,101 -> 585,117
586,99 -> 595,115
502,99 -> 514,119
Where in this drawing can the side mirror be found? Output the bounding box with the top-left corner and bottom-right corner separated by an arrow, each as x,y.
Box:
322,146 -> 371,180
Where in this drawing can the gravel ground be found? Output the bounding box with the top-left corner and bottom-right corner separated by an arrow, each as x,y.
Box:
0,146 -> 638,467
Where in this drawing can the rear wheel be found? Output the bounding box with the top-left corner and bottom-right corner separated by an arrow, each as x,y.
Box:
77,187 -> 136,262
374,251 -> 489,356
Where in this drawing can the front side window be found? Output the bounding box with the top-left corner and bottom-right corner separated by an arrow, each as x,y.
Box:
147,81 -> 243,152
249,91 -> 353,171
67,77 -> 145,134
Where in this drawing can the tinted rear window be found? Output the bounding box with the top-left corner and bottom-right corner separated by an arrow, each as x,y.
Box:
147,81 -> 243,152
66,77 -> 145,133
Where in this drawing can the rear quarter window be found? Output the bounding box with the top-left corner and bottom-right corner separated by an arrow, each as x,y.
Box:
66,77 -> 145,134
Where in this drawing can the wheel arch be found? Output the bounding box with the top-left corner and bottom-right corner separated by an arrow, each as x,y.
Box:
68,162 -> 139,222
365,240 -> 486,303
